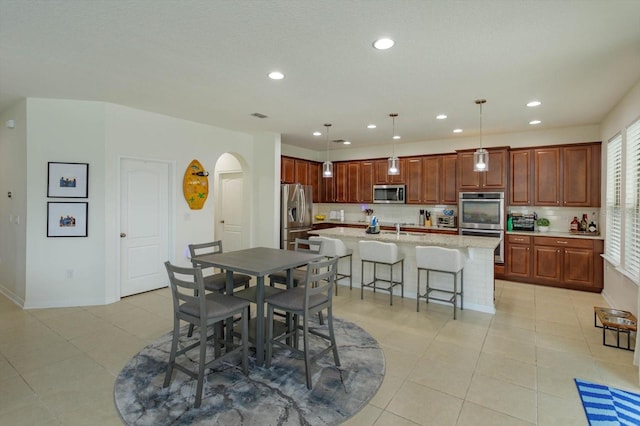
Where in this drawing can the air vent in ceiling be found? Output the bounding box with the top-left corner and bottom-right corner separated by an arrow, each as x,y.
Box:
332,139 -> 346,144
250,112 -> 268,119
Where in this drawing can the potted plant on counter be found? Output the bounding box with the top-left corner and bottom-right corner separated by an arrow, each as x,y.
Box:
537,217 -> 550,232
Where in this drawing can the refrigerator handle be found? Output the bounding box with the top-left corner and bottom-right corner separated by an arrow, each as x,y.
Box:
300,187 -> 305,224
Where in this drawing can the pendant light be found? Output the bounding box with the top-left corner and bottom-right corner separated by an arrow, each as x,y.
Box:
388,113 -> 400,175
322,123 -> 333,178
473,99 -> 489,172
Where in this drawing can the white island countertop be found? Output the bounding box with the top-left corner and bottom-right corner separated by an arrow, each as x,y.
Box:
312,226 -> 501,250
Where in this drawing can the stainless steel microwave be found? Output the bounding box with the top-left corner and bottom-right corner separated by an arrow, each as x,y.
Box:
373,184 -> 406,204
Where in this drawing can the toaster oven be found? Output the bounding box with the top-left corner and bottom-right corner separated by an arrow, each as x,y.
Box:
437,215 -> 457,228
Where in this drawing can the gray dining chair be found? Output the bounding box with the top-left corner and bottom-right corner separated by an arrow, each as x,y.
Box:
163,261 -> 249,408
268,238 -> 324,289
188,240 -> 251,336
265,256 -> 340,389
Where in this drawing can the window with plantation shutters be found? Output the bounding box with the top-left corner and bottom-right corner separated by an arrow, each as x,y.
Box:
606,134 -> 622,265
624,119 -> 640,282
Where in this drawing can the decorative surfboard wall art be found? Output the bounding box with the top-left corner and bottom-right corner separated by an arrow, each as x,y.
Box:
183,159 -> 209,210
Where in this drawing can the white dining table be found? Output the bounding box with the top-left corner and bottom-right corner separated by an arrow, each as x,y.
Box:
192,246 -> 323,366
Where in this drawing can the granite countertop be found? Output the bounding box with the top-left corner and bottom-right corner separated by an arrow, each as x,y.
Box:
506,230 -> 604,240
312,226 -> 500,250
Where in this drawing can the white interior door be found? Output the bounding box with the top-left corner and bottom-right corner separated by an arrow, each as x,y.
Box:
120,158 -> 170,297
218,172 -> 244,252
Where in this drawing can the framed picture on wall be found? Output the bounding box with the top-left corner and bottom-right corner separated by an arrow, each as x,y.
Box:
47,202 -> 88,237
47,162 -> 89,198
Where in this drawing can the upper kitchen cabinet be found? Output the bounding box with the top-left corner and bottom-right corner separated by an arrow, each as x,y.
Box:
375,159 -> 406,184
421,154 -> 457,204
457,148 -> 508,191
533,142 -> 600,207
281,156 -> 295,183
308,162 -> 321,202
359,161 -> 374,203
509,149 -> 533,205
334,162 -> 349,203
405,157 -> 423,204
294,159 -> 309,185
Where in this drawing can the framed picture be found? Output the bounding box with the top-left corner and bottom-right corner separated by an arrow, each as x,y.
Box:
47,162 -> 89,198
47,202 -> 88,237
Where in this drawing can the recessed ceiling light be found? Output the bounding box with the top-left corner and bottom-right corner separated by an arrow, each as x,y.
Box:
436,114 -> 447,120
529,120 -> 542,125
453,128 -> 463,133
313,131 -> 322,136
527,101 -> 541,107
343,141 -> 351,145
268,71 -> 284,80
367,124 -> 377,129
373,38 -> 394,50
393,135 -> 401,140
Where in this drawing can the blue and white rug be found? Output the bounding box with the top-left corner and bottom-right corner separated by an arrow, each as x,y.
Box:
575,378 -> 640,425
114,316 -> 385,425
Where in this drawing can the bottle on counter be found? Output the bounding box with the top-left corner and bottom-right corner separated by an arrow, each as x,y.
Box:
570,216 -> 579,233
507,215 -> 513,231
588,220 -> 597,233
580,214 -> 588,232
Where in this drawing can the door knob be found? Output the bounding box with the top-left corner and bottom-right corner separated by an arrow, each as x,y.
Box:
220,220 -> 225,224
120,233 -> 126,238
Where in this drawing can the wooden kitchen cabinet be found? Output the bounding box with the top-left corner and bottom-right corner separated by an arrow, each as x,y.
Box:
405,157 -> 423,204
505,234 -> 532,279
532,236 -> 602,292
375,159 -> 406,184
321,174 -> 335,202
441,154 -> 458,204
294,160 -> 309,185
334,162 -> 349,203
533,143 -> 600,207
421,154 -> 458,204
509,149 -> 532,205
359,161 -> 374,203
308,161 -> 321,202
281,156 -> 295,183
457,148 -> 508,191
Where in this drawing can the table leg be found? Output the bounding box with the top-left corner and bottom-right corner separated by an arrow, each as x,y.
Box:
226,270 -> 234,347
255,276 -> 265,366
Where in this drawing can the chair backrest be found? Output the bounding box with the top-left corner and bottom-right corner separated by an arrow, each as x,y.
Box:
164,261 -> 207,323
359,240 -> 400,263
294,238 -> 323,254
302,256 -> 338,308
188,240 -> 223,271
309,236 -> 348,257
416,246 -> 465,272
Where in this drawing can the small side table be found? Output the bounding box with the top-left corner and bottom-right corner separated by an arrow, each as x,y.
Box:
594,306 -> 637,351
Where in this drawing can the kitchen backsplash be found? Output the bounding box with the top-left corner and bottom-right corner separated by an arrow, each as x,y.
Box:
315,203 -> 457,225
315,203 -> 604,233
508,206 -> 603,233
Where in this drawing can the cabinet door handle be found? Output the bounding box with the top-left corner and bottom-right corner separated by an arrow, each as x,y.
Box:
556,241 -> 568,244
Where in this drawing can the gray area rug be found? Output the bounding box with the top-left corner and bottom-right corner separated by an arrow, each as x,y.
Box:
114,316 -> 385,425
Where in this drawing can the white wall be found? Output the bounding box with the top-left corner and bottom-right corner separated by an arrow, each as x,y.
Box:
600,79 -> 640,314
283,124 -> 601,161
0,101 -> 27,305
3,98 -> 278,308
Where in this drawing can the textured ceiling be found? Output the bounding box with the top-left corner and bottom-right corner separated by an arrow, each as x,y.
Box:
1,0 -> 639,151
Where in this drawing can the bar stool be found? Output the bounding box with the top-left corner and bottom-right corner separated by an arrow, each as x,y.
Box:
359,240 -> 404,305
416,246 -> 465,319
309,236 -> 353,294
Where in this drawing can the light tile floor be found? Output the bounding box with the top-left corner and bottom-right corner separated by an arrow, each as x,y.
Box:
1,279 -> 638,425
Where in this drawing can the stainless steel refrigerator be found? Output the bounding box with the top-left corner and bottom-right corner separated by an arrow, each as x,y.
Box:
280,183 -> 313,250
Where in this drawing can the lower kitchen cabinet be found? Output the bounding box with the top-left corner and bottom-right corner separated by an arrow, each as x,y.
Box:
505,234 -> 603,292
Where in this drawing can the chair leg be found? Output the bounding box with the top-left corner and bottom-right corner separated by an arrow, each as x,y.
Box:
360,260 -> 365,300
400,260 -> 404,298
416,268 -> 421,312
303,315 -> 312,389
453,271 -> 457,320
327,305 -> 340,367
426,270 -> 430,304
194,322 -> 208,408
187,323 -> 195,338
460,270 -> 464,311
389,263 -> 393,306
163,317 -> 180,388
348,255 -> 353,290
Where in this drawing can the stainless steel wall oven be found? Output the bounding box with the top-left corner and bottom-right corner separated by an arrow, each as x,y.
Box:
459,192 -> 505,263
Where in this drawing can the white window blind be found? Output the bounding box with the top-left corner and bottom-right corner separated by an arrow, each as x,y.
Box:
606,134 -> 622,264
624,119 -> 640,281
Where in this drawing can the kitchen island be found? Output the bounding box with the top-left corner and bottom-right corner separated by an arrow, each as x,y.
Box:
312,226 -> 500,314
